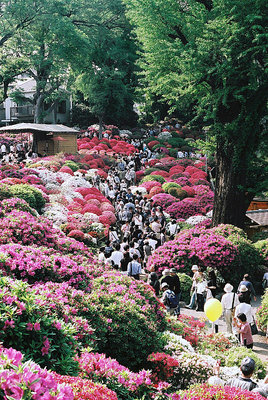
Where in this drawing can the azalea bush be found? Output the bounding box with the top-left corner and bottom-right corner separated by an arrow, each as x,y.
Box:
0,243 -> 92,291
88,272 -> 167,370
1,197 -> 38,216
0,346 -> 74,400
78,352 -> 159,399
152,193 -> 177,208
175,384 -> 265,400
225,347 -> 266,379
254,239 -> 268,266
147,352 -> 179,383
0,276 -> 78,374
53,373 -> 118,400
147,226 -> 239,279
256,289 -> 268,332
166,200 -> 203,220
197,333 -> 239,365
166,315 -> 205,347
9,183 -> 46,212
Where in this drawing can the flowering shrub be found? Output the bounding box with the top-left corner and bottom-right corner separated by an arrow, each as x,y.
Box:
162,182 -> 181,192
166,200 -> 203,219
254,239 -> 268,265
0,243 -> 92,291
53,373 -> 118,400
162,331 -> 194,355
0,346 -> 74,400
147,226 -> 238,276
9,183 -> 46,212
141,175 -> 166,184
197,333 -> 239,365
78,352 -> 159,399
256,289 -> 268,332
176,384 -> 265,399
147,352 -> 179,383
0,210 -> 58,247
88,272 -> 167,370
166,315 -> 205,347
225,347 -> 266,379
172,352 -> 214,389
152,193 -> 177,208
141,181 -> 162,192
1,197 -> 38,216
0,276 -> 78,374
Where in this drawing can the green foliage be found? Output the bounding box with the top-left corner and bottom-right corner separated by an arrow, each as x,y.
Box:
169,148 -> 178,158
168,187 -> 187,199
9,184 -> 46,212
0,276 -> 78,375
162,182 -> 180,192
168,137 -> 187,148
256,289 -> 268,332
226,347 -> 266,380
144,167 -> 159,175
252,231 -> 268,243
254,240 -> 268,266
88,272 -> 167,371
64,160 -> 79,172
141,175 -> 166,184
177,273 -> 192,304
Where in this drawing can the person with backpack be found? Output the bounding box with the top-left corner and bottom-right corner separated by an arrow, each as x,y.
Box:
238,274 -> 257,303
127,254 -> 141,280
161,282 -> 178,315
262,270 -> 268,291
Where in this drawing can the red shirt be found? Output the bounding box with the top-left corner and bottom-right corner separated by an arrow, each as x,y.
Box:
240,322 -> 253,346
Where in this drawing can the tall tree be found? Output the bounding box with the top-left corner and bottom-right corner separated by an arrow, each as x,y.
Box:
124,0 -> 268,228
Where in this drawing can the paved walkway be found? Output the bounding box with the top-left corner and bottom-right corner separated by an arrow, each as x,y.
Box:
180,296 -> 268,363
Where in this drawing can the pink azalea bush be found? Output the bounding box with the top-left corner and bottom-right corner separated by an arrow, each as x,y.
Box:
0,346 -> 74,400
0,276 -> 78,374
53,373 -> 118,400
147,226 -> 238,276
167,200 -> 203,219
0,243 -> 92,291
152,193 -> 177,208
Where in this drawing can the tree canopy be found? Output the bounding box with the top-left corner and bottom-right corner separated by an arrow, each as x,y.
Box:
124,0 -> 268,227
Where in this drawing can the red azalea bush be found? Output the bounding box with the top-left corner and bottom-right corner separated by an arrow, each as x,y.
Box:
82,204 -> 102,215
151,170 -> 169,178
68,229 -> 85,241
59,166 -> 74,175
53,373 -> 118,400
140,180 -> 162,192
101,210 -> 116,225
181,186 -> 195,197
166,314 -> 206,347
147,352 -> 179,383
149,186 -> 164,197
99,202 -> 115,212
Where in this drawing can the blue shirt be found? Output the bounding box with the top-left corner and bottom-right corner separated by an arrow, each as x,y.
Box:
127,261 -> 141,276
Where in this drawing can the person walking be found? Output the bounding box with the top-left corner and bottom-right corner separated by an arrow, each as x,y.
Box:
238,274 -> 257,303
221,283 -> 240,333
148,272 -> 160,296
186,265 -> 199,309
169,268 -> 181,315
161,283 -> 178,315
127,254 -> 141,280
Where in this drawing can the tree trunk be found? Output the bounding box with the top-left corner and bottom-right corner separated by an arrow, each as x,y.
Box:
34,94 -> 45,123
98,115 -> 103,139
212,142 -> 250,228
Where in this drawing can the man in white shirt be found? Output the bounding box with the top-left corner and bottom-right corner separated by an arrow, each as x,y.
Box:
221,283 -> 240,333
110,244 -> 124,269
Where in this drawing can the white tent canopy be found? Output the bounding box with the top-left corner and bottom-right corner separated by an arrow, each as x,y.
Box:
0,123 -> 78,134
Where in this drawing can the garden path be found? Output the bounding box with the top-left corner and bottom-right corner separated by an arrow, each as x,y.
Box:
180,295 -> 268,363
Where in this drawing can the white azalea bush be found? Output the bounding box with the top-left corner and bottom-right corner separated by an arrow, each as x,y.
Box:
162,331 -> 194,355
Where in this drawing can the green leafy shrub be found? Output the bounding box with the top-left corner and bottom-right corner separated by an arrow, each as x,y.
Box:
177,273 -> 192,304
88,272 -> 167,371
162,182 -> 181,192
168,137 -> 187,147
141,175 -> 166,184
197,333 -> 239,365
0,276 -> 78,375
225,347 -> 266,379
169,148 -> 178,157
9,184 -> 46,212
64,160 -> 80,171
252,231 -> 268,242
254,239 -> 268,266
0,183 -> 10,201
144,167 -> 159,175
256,289 -> 268,332
168,187 -> 187,199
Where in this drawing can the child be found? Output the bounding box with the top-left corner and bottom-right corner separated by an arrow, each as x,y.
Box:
235,313 -> 253,349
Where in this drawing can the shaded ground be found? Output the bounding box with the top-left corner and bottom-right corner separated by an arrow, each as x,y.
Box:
180,295 -> 268,363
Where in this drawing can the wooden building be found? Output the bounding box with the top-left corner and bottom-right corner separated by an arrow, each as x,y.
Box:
0,123 -> 78,155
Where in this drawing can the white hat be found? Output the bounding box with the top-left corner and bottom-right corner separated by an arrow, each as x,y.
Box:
224,283 -> 233,293
191,265 -> 198,271
161,282 -> 169,289
163,269 -> 170,276
240,284 -> 248,292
